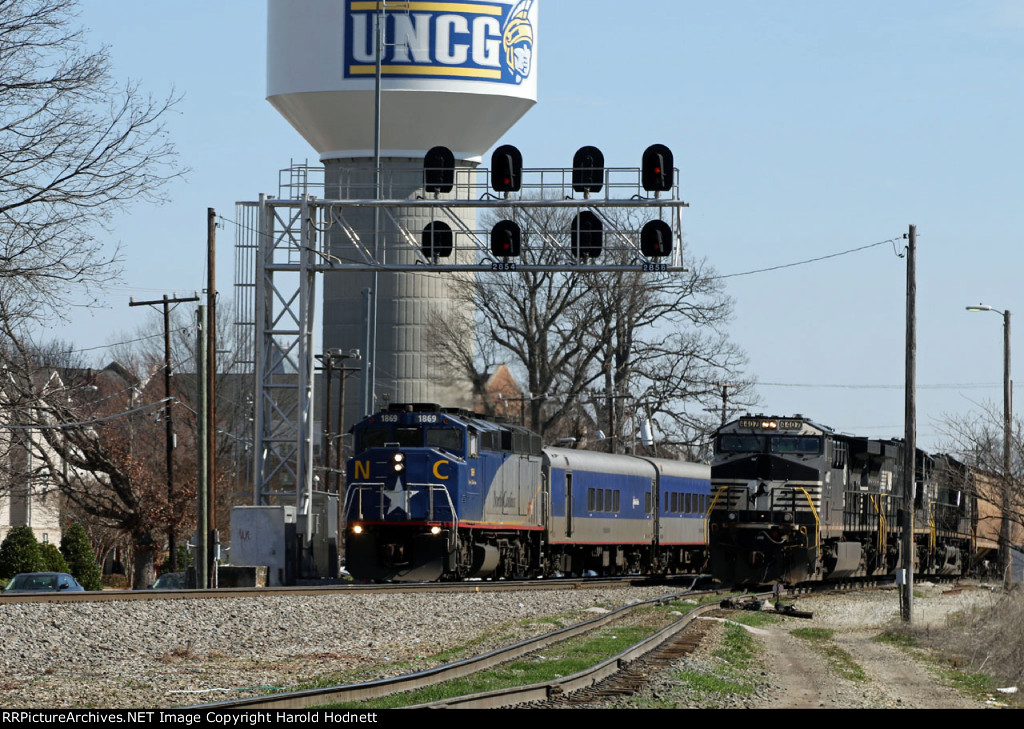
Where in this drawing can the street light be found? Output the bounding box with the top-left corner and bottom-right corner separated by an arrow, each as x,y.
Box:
965,303 -> 1012,586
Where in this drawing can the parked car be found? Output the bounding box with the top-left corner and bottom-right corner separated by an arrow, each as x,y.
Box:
151,571 -> 186,589
2,572 -> 85,593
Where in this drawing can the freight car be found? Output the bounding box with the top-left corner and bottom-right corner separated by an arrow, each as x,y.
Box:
707,414 -> 980,585
342,403 -> 708,581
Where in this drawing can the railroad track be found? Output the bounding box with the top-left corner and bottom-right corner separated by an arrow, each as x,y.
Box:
192,587 -> 764,711
0,573 -> 705,604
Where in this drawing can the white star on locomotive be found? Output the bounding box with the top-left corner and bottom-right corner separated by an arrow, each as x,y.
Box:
383,476 -> 419,516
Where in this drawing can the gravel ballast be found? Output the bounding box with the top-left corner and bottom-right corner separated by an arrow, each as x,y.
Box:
0,582 -> 1006,709
0,586 -> 683,709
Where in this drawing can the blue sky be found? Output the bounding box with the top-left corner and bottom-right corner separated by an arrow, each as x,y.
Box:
49,1 -> 1024,450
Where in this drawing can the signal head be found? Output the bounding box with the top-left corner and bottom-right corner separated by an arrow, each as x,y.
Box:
642,144 -> 674,193
640,220 -> 673,258
570,211 -> 603,258
572,145 -> 604,194
421,221 -> 454,258
491,219 -> 522,258
423,146 -> 455,194
491,144 -> 523,193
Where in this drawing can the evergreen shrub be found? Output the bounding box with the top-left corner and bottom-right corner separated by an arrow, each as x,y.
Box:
60,522 -> 103,591
0,526 -> 44,578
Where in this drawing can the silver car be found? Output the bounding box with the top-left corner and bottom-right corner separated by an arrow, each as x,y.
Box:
3,572 -> 85,593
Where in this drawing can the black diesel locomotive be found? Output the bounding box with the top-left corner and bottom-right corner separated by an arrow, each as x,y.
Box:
342,404 -> 709,581
708,415 -> 978,585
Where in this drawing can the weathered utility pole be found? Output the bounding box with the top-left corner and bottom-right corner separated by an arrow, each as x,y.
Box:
714,381 -> 737,427
206,208 -> 217,587
129,292 -> 199,571
902,224 -> 916,622
196,305 -> 208,590
1002,309 -> 1012,588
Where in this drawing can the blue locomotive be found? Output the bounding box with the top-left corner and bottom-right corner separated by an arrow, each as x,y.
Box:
342,404 -> 709,581
708,415 -> 979,585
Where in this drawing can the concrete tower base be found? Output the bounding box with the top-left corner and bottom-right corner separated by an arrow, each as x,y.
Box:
323,157 -> 477,434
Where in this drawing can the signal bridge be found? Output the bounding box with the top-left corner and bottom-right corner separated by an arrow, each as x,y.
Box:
235,144 -> 688,512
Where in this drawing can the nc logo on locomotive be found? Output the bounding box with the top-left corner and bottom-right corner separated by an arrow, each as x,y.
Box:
345,0 -> 535,85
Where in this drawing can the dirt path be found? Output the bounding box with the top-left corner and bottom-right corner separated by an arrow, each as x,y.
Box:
754,625 -> 838,708
614,582 -> 1010,709
748,586 -> 999,709
751,622 -> 988,708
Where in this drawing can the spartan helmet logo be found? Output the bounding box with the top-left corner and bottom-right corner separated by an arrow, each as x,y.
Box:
502,0 -> 534,84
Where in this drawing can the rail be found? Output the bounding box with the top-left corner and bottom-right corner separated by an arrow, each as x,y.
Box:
189,588 -> 739,711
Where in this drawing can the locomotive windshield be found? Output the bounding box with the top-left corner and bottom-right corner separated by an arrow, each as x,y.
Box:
717,434 -> 765,453
770,436 -> 821,454
716,434 -> 822,455
395,427 -> 421,447
425,427 -> 463,454
355,427 -> 391,453
353,423 -> 466,455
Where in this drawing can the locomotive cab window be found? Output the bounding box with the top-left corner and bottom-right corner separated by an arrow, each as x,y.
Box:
425,427 -> 464,455
717,434 -> 765,453
355,427 -> 391,453
770,436 -> 821,454
395,427 -> 422,447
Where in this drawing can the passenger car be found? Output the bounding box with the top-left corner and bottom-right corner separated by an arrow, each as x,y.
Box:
2,572 -> 85,593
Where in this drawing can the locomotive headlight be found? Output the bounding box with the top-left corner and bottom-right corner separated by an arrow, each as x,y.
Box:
728,512 -> 738,521
352,525 -> 364,535
430,526 -> 442,535
783,513 -> 794,523
393,452 -> 405,472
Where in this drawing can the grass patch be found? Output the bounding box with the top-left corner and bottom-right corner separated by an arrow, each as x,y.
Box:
321,625 -> 657,709
282,613 -> 579,694
728,611 -> 781,628
791,627 -> 866,682
670,668 -> 756,697
652,622 -> 762,703
431,631 -> 520,664
716,622 -> 760,671
874,628 -> 917,648
935,664 -> 996,697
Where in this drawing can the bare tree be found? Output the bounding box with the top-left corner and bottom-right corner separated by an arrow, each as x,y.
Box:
578,218 -> 756,455
0,330 -> 199,589
431,205 -> 756,451
430,205 -> 607,438
0,0 -> 180,322
939,402 -> 1024,579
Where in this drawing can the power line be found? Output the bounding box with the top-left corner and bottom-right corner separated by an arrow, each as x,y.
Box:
759,381 -> 1002,390
1,397 -> 175,430
54,326 -> 192,355
714,237 -> 898,280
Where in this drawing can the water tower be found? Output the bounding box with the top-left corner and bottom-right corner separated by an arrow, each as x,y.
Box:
266,0 -> 539,425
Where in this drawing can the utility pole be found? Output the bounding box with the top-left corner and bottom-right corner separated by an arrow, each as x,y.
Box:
714,381 -> 736,427
129,292 -> 199,571
337,361 -> 361,485
206,208 -> 218,587
902,224 -> 916,622
196,305 -> 208,590
1002,309 -> 1012,588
